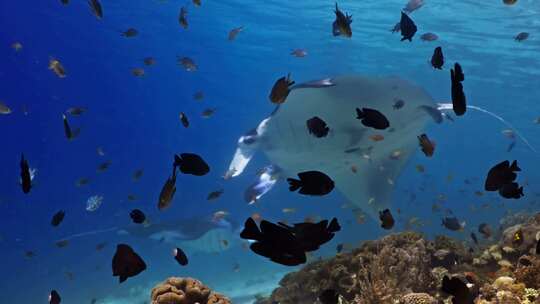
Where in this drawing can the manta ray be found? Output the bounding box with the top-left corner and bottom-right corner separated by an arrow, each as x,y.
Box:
227,75 -> 534,219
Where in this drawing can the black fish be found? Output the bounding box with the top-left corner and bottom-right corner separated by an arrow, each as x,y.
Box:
478,223 -> 492,238
51,211 -> 65,227
336,243 -> 344,253
88,0 -> 103,19
431,46 -> 444,69
179,112 -> 189,128
207,189 -> 224,201
499,182 -> 524,199
355,107 -> 390,130
332,3 -> 352,37
519,256 -> 532,266
442,216 -> 463,231
485,160 -> 520,191
60,0 -> 69,5
393,99 -> 405,110
441,275 -> 474,304
399,12 -> 417,42
287,171 -> 335,196
319,289 -> 339,304
129,209 -> 146,224
173,247 -> 188,266
279,218 -> 341,252
20,154 -> 32,194
49,290 -> 61,304
379,209 -> 395,230
112,244 -> 146,283
240,217 -> 340,266
470,232 -> 478,245
451,63 -> 466,116
269,74 -> 295,104
418,134 -> 435,157
536,238 -> 540,255
306,116 -> 330,138
174,153 -> 210,176
63,114 -> 73,139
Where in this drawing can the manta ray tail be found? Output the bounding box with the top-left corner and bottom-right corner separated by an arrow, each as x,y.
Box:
437,103 -> 537,153
56,226 -> 119,242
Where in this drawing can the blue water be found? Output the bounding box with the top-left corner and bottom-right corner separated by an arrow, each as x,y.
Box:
0,0 -> 539,303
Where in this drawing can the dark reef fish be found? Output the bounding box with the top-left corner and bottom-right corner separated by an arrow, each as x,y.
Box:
441,275 -> 474,304
379,209 -> 395,230
355,107 -> 390,130
484,160 -> 524,199
269,73 -> 295,104
418,133 -> 435,157
287,171 -> 335,196
470,232 -> 478,245
49,290 -> 61,304
129,209 -> 146,224
442,216 -> 465,231
240,217 -> 340,266
179,7 -> 188,29
88,0 -> 103,19
431,46 -> 444,69
399,12 -> 417,42
332,3 -> 352,38
450,63 -> 466,116
173,247 -> 188,266
158,169 -> 177,210
20,154 -> 32,194
478,223 -> 492,238
112,244 -> 146,283
306,116 -> 330,138
51,211 -> 65,227
319,289 -> 339,304
174,153 -> 210,176
179,112 -> 189,128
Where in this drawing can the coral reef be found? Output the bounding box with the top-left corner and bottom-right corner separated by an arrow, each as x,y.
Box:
259,232 -> 474,304
150,277 -> 231,304
500,213 -> 540,256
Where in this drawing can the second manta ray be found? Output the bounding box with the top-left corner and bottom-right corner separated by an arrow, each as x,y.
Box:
226,75 -> 535,220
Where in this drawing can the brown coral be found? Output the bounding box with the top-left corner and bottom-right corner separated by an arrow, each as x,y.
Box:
150,277 -> 230,304
399,293 -> 437,304
262,232 -> 444,304
514,255 -> 540,289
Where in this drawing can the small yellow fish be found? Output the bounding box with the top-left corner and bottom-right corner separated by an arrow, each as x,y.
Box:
48,58 -> 67,78
11,42 -> 22,52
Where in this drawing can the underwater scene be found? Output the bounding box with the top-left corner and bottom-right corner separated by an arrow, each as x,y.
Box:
1,0 -> 540,303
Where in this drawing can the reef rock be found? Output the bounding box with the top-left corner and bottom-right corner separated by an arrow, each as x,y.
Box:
261,232 -> 472,304
399,293 -> 437,304
500,213 -> 540,256
151,277 -> 231,304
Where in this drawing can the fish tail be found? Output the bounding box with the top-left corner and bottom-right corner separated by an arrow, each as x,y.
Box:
328,218 -> 341,232
510,160 -> 521,172
355,108 -> 364,119
287,178 -> 302,192
240,218 -> 262,241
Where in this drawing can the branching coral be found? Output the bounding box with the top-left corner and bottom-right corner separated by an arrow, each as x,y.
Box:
150,277 -> 230,304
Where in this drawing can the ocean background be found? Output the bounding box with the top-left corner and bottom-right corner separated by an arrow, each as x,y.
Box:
0,0 -> 539,303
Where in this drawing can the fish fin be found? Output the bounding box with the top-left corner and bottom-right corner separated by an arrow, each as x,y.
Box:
327,218 -> 341,232
510,160 -> 521,172
287,178 -> 302,192
240,218 -> 262,240
355,108 -> 364,119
